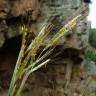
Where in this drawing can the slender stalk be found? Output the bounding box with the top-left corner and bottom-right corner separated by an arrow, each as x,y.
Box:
8,25 -> 27,96
15,59 -> 50,96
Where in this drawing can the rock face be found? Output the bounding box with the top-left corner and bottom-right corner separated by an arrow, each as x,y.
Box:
0,0 -> 90,48
0,0 -> 40,47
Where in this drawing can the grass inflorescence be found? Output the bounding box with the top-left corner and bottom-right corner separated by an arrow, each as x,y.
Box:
8,5 -> 88,96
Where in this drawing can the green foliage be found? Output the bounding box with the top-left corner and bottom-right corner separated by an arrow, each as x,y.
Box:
85,28 -> 96,63
89,28 -> 96,48
85,48 -> 96,63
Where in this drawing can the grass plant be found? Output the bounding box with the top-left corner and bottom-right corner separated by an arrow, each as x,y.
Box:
8,5 -> 88,96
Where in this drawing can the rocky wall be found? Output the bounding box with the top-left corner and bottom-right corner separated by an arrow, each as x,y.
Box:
0,0 -> 90,48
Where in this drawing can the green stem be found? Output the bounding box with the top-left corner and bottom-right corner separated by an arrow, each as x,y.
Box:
15,59 -> 50,96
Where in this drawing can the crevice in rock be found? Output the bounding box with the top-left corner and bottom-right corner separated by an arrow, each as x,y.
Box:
0,35 -> 21,88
